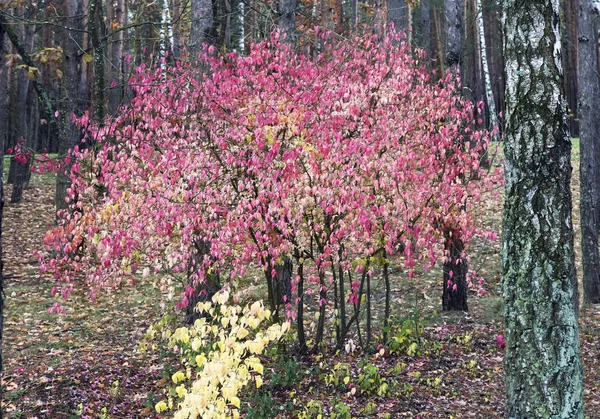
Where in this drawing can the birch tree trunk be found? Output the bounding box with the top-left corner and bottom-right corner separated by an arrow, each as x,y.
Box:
502,0 -> 584,416
578,0 -> 600,304
476,0 -> 497,132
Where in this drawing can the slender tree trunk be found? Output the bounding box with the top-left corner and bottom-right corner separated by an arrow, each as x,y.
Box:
332,0 -> 343,33
483,0 -> 505,125
56,0 -> 85,212
418,0 -> 432,59
476,0 -> 498,132
89,0 -> 106,122
442,228 -> 468,311
185,239 -> 221,323
230,0 -> 245,54
579,0 -> 600,304
564,0 -> 579,136
0,24 -> 8,160
0,20 -> 7,412
296,260 -> 307,353
502,0 -> 584,416
10,13 -> 34,204
173,0 -> 182,58
108,0 -> 125,112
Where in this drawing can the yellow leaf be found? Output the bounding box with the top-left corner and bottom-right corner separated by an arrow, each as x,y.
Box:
231,396 -> 241,408
82,53 -> 93,63
155,401 -> 168,413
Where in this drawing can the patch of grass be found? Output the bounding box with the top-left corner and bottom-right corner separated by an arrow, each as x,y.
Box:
5,388 -> 28,402
478,296 -> 504,323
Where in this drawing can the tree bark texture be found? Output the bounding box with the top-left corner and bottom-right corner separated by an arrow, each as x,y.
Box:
578,0 -> 600,304
442,228 -> 469,311
56,0 -> 85,212
388,0 -> 406,33
444,0 -> 464,68
185,239 -> 221,324
9,9 -> 35,204
563,0 -> 579,136
278,0 -> 297,42
190,0 -> 215,53
0,20 -> 6,414
502,1 -> 584,417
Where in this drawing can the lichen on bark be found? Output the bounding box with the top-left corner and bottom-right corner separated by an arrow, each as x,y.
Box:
502,0 -> 584,418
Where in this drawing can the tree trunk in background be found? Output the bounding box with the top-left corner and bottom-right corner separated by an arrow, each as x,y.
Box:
172,0 -> 182,58
503,0 -> 584,416
185,239 -> 221,324
0,22 -> 8,161
476,0 -> 497,132
1,20 -> 8,409
442,228 -> 468,311
230,0 -> 245,53
463,0 -> 482,106
387,0 -> 405,33
482,0 -> 504,131
564,0 -> 579,136
441,0 -> 469,312
89,0 -> 106,122
107,0 -> 125,112
431,3 -> 445,74
417,0 -> 432,60
190,0 -> 214,54
579,0 -> 600,304
444,0 -> 464,68
274,256 -> 292,306
278,0 -> 297,42
56,0 -> 85,212
10,12 -> 35,204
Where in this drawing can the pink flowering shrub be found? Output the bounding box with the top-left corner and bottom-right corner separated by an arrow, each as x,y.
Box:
39,28 -> 501,350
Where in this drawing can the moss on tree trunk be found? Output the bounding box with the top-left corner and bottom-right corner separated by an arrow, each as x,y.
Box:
502,1 -> 584,417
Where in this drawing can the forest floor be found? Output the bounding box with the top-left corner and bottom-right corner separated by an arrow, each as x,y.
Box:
2,142 -> 600,419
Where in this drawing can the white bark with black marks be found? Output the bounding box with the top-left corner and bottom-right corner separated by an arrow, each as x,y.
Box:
502,0 -> 584,417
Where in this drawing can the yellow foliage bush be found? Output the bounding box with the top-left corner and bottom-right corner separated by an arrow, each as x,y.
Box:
145,289 -> 290,418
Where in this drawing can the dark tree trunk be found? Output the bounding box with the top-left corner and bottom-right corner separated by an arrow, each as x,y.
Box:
10,13 -> 34,204
442,228 -> 468,311
578,0 -> 600,304
444,0 -> 464,68
273,256 -> 293,306
55,0 -> 85,213
387,0 -> 406,33
564,0 -> 579,136
482,0 -> 505,131
278,0 -> 297,43
107,0 -> 125,112
0,23 -> 7,158
190,0 -> 215,54
503,0 -> 584,416
416,0 -> 432,59
0,19 -> 6,412
185,239 -> 221,324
